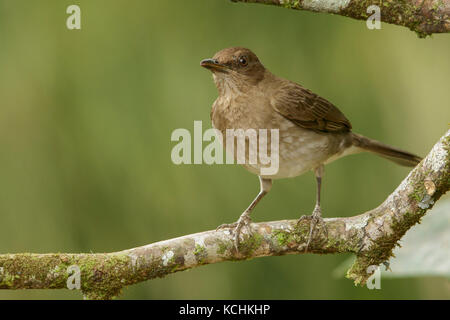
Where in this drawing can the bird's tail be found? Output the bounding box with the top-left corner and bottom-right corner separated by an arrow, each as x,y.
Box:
351,133 -> 422,167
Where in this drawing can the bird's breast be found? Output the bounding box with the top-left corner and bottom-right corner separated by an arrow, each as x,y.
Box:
210,93 -> 352,179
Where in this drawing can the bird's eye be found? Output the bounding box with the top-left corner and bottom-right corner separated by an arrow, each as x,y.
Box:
238,56 -> 248,67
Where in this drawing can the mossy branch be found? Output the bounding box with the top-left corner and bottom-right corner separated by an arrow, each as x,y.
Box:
231,0 -> 450,37
0,130 -> 449,299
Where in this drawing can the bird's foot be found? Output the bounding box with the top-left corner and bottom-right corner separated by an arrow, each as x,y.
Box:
216,211 -> 253,251
297,206 -> 324,252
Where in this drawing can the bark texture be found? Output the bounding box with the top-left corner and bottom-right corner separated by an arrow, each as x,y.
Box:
232,0 -> 450,37
0,130 -> 449,299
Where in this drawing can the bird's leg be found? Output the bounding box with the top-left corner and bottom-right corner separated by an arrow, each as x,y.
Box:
216,176 -> 272,250
298,165 -> 325,252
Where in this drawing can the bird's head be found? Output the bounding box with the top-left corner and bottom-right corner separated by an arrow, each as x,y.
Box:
200,47 -> 266,94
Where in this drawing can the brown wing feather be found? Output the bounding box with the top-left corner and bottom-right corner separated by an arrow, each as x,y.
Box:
271,81 -> 352,133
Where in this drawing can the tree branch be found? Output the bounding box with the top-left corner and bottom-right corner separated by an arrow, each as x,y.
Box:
231,0 -> 450,37
0,130 -> 448,299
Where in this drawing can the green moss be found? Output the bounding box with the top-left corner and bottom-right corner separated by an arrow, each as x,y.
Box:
216,240 -> 231,255
271,225 -> 306,247
281,0 -> 301,10
325,236 -> 347,252
442,135 -> 450,189
0,253 -> 135,300
272,229 -> 292,246
1,273 -> 20,286
347,228 -> 398,286
347,209 -> 427,286
193,244 -> 205,256
238,232 -> 263,256
194,244 -> 207,264
350,133 -> 449,285
339,0 -> 436,37
78,253 -> 132,300
271,220 -> 350,252
0,253 -> 72,289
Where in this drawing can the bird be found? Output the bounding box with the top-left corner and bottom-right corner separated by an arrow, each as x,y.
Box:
200,47 -> 421,251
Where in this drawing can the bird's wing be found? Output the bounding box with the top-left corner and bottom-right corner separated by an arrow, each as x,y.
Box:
270,81 -> 352,133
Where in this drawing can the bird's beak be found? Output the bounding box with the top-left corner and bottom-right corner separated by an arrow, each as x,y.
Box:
200,59 -> 228,73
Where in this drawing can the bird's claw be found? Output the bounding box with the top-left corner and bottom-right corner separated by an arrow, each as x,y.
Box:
216,222 -> 238,231
216,212 -> 253,251
297,206 -> 324,252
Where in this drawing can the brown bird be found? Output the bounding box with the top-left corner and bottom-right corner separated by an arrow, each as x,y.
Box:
200,47 -> 421,250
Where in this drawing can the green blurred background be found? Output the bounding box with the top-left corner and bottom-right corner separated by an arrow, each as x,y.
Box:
0,0 -> 448,299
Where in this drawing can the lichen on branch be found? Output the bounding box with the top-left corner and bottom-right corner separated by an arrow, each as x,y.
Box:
0,130 -> 449,299
231,0 -> 450,37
